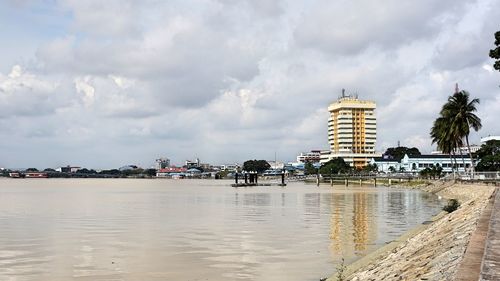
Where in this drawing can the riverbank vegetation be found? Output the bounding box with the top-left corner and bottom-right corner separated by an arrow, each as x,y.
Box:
474,140 -> 500,171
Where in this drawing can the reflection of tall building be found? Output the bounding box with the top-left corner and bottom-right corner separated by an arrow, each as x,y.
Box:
352,193 -> 369,251
329,194 -> 343,253
328,191 -> 377,257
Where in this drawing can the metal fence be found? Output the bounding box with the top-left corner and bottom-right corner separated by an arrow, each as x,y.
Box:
442,171 -> 500,181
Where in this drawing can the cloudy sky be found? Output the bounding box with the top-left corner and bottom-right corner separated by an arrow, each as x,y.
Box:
0,0 -> 499,169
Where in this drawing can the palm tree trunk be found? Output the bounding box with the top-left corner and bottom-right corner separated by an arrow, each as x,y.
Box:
460,146 -> 466,175
449,153 -> 455,178
465,134 -> 475,178
452,150 -> 459,176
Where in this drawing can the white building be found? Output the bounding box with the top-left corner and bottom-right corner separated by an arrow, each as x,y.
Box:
296,150 -> 321,163
432,145 -> 481,155
369,157 -> 400,173
219,164 -> 240,171
56,166 -> 81,173
371,154 -> 473,173
156,158 -> 170,169
267,161 -> 285,170
321,91 -> 381,168
400,154 -> 472,173
481,135 -> 500,143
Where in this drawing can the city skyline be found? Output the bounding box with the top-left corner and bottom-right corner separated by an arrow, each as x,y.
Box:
1,1 -> 499,169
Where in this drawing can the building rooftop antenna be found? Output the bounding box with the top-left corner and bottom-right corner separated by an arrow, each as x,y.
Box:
455,83 -> 459,94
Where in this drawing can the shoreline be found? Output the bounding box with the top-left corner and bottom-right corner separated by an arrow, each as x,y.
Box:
330,181 -> 497,281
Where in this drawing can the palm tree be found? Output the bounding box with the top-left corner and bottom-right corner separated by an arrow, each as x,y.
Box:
443,90 -> 482,175
430,116 -> 463,176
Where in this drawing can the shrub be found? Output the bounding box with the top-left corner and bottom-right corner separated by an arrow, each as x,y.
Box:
443,199 -> 460,213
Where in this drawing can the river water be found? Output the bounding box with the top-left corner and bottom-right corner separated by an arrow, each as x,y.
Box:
0,179 -> 443,281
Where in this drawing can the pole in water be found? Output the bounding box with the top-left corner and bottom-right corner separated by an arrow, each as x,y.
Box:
330,177 -> 333,186
316,172 -> 320,186
235,173 -> 238,184
374,177 -> 377,187
345,178 -> 348,187
244,172 -> 248,184
255,173 -> 258,184
359,179 -> 362,186
281,172 -> 285,185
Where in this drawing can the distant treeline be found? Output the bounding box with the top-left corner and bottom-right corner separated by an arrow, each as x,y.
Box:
1,168 -> 157,178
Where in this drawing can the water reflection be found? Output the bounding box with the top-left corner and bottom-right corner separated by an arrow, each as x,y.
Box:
0,179 -> 443,281
352,193 -> 370,252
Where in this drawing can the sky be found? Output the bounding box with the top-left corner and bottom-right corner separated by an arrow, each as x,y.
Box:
0,0 -> 499,169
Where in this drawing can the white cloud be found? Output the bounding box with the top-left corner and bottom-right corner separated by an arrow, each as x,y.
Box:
74,76 -> 95,107
0,0 -> 499,168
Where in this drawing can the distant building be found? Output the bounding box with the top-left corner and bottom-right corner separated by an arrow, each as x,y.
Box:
199,163 -> 212,171
185,158 -> 200,169
9,172 -> 21,178
219,164 -> 240,171
458,145 -> 481,155
186,168 -> 202,175
432,145 -> 481,155
57,166 -> 81,173
369,158 -> 400,173
156,158 -> 170,169
371,154 -> 473,173
481,135 -> 500,143
296,150 -> 321,163
321,90 -> 381,168
401,154 -> 472,173
156,167 -> 187,178
25,172 -> 48,178
267,161 -> 285,170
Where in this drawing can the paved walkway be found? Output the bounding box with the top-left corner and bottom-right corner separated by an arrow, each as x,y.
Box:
480,188 -> 500,281
456,189 -> 495,281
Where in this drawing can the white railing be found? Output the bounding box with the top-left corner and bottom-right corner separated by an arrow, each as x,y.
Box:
441,171 -> 500,181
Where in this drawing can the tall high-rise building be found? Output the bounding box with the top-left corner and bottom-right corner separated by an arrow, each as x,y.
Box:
321,90 -> 380,168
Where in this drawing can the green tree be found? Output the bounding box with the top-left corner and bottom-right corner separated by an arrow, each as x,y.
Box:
443,90 -> 482,174
383,147 -> 421,160
145,168 -> 157,177
25,168 -> 39,172
430,164 -> 443,179
474,140 -> 500,171
362,163 -> 378,173
419,167 -> 431,178
99,169 -> 121,175
242,160 -> 271,173
489,31 -> 500,72
304,162 -> 318,175
319,158 -> 350,175
388,166 -> 397,173
77,168 -> 97,174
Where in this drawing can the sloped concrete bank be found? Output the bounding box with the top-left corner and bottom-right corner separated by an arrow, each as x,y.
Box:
329,182 -> 496,281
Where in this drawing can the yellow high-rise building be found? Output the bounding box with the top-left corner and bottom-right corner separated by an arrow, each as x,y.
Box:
321,90 -> 380,168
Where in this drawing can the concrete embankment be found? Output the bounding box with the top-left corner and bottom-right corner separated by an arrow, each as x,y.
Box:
332,182 -> 496,281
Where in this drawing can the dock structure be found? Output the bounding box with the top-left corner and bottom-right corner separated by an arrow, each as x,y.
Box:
232,170 -> 286,187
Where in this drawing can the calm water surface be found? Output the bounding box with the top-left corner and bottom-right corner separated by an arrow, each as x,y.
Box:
0,179 -> 443,281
